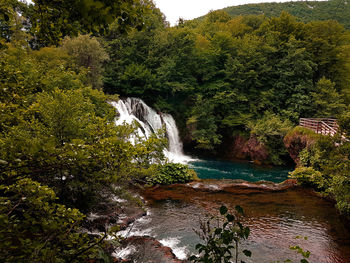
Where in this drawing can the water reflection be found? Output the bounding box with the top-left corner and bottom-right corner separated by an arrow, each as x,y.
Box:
138,185 -> 350,263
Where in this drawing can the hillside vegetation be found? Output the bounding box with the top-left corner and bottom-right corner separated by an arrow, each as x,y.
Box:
219,0 -> 350,29
104,8 -> 350,164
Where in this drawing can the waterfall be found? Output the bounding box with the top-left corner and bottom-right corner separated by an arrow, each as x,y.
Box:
110,98 -> 192,163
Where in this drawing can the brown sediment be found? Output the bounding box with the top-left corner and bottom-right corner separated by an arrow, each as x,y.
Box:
142,178 -> 298,203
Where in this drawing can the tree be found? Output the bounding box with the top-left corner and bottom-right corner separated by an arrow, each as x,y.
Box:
0,87 -> 166,212
0,178 -> 101,263
24,0 -> 153,47
248,112 -> 293,165
62,34 -> 109,90
310,77 -> 346,117
187,95 -> 221,150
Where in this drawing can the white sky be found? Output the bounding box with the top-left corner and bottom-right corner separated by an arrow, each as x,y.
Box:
154,0 -> 308,26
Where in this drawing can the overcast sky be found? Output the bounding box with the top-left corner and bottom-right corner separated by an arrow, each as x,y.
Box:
153,0 -> 307,26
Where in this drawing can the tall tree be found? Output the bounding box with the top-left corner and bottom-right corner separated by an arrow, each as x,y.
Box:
25,0 -> 153,47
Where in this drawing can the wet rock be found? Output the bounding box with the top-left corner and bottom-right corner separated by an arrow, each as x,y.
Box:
284,127 -> 318,165
141,179 -> 299,207
84,197 -> 146,232
116,236 -> 188,263
186,178 -> 298,193
223,134 -> 270,164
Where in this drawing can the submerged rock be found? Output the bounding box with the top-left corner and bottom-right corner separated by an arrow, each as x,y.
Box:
84,196 -> 146,233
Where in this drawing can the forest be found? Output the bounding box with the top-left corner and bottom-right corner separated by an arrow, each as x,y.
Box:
221,0 -> 350,30
0,0 -> 349,262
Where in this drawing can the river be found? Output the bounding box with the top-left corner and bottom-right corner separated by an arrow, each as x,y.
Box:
111,99 -> 350,262
122,159 -> 350,263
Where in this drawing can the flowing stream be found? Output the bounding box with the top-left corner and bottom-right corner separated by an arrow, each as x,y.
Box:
112,98 -> 350,262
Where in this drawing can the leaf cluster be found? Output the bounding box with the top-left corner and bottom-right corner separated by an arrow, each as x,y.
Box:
147,163 -> 197,185
189,205 -> 251,263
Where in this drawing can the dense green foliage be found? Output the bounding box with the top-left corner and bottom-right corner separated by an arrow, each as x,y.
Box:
288,123 -> 350,216
0,40 -> 167,262
248,112 -> 293,165
0,178 -> 101,262
0,1 -> 178,261
103,9 -> 350,164
147,163 -> 197,185
62,34 -> 109,90
1,0 -> 350,260
26,0 -> 155,47
220,0 -> 350,30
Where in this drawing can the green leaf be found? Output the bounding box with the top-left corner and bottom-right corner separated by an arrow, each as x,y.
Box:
242,250 -> 251,257
226,214 -> 235,222
220,205 -> 228,215
235,205 -> 244,215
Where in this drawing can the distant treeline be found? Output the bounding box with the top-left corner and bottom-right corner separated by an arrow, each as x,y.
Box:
216,0 -> 350,30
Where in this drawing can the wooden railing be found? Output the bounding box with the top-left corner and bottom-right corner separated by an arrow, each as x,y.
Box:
299,118 -> 339,136
299,118 -> 349,142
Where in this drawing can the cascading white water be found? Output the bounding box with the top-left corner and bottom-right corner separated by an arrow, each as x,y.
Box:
162,114 -> 184,155
110,98 -> 192,163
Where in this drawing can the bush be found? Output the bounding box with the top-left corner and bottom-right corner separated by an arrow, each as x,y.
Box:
289,167 -> 326,189
248,112 -> 293,165
328,175 -> 350,215
0,178 -> 99,263
147,163 -> 197,185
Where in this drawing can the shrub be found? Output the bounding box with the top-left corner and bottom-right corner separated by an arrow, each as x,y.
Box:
189,205 -> 251,263
147,163 -> 197,185
0,178 -> 99,262
289,167 -> 326,189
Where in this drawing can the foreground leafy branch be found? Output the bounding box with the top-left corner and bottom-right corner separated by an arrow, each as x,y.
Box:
189,205 -> 251,263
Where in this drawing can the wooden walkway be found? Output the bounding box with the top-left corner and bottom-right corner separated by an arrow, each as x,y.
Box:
299,118 -> 338,136
299,118 -> 349,141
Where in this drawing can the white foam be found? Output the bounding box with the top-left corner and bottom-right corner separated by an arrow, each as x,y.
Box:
118,225 -> 154,238
87,213 -> 100,220
113,245 -> 137,259
165,151 -> 196,164
190,183 -> 202,189
207,184 -> 220,190
112,196 -> 127,203
190,165 -> 230,174
159,236 -> 189,260
118,209 -> 154,238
